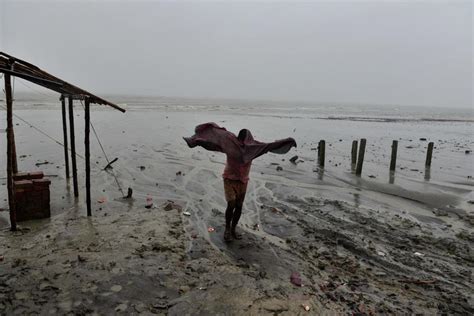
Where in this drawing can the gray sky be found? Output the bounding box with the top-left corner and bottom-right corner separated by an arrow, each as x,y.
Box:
1,0 -> 472,108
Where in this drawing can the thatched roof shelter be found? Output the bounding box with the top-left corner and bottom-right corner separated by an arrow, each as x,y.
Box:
1,52 -> 125,230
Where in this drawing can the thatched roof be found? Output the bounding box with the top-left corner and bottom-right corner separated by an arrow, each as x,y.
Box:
0,52 -> 125,112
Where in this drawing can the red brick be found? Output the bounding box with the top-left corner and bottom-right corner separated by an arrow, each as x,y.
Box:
32,179 -> 51,187
14,171 -> 44,181
14,180 -> 33,189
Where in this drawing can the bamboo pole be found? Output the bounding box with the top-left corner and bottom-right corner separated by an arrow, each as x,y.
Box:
68,96 -> 79,197
61,96 -> 70,179
84,98 -> 91,216
390,140 -> 398,171
4,73 -> 16,231
318,140 -> 325,167
355,138 -> 366,176
351,140 -> 358,166
425,142 -> 434,167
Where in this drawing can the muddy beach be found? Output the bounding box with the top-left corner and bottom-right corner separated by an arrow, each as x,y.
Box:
0,97 -> 473,315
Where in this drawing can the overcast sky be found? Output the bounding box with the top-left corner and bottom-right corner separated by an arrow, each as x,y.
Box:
1,0 -> 472,108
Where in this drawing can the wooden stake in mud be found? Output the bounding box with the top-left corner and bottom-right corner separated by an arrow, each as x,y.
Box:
390,140 -> 398,171
355,138 -> 366,176
61,96 -> 70,179
425,142 -> 434,167
84,97 -> 91,216
68,96 -> 79,197
318,140 -> 326,167
4,73 -> 17,231
351,140 -> 358,166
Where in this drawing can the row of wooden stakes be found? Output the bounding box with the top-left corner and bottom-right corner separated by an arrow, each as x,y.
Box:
317,139 -> 435,176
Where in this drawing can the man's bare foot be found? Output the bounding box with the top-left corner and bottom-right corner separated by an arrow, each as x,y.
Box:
224,229 -> 232,242
231,229 -> 242,240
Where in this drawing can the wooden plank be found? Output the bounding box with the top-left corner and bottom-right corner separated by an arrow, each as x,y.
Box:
85,98 -> 91,216
4,73 -> 17,231
68,96 -> 79,197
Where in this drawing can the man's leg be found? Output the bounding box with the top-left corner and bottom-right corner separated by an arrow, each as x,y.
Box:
224,200 -> 235,241
231,195 -> 245,239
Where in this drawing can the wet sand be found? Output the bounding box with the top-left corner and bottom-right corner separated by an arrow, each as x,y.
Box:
0,99 -> 473,314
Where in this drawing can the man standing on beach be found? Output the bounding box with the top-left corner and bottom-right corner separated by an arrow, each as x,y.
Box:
184,123 -> 296,241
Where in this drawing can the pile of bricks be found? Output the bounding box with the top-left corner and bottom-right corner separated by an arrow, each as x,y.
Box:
13,171 -> 51,222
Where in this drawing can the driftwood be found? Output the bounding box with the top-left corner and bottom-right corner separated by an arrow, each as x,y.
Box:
104,157 -> 119,170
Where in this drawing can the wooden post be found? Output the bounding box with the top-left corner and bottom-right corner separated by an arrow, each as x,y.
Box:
11,131 -> 17,174
61,96 -> 70,179
425,142 -> 434,167
390,140 -> 398,171
5,73 -> 17,231
351,140 -> 358,166
318,140 -> 325,167
355,138 -> 366,176
68,96 -> 79,197
84,98 -> 91,216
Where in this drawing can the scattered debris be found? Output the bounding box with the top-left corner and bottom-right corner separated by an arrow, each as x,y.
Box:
97,197 -> 107,203
103,157 -> 118,170
465,150 -> 471,154
35,161 -> 49,166
207,227 -> 215,233
419,138 -> 427,141
183,211 -> 191,216
145,195 -> 153,209
377,251 -> 386,257
176,171 -> 182,176
290,272 -> 302,287
289,155 -> 298,164
276,166 -> 283,171
138,166 -> 146,171
302,304 -> 310,311
368,175 -> 376,178
77,254 -> 87,262
125,187 -> 133,199
414,252 -> 425,257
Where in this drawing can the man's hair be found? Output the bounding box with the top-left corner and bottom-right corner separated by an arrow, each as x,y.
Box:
237,129 -> 248,142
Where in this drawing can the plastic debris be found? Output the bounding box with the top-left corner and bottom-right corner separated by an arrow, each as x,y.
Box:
0,255 -> 4,262
97,197 -> 107,203
302,304 -> 310,311
207,227 -> 215,233
414,252 -> 425,257
377,251 -> 386,257
289,155 -> 298,164
290,272 -> 302,287
183,211 -> 191,216
145,195 -> 153,209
